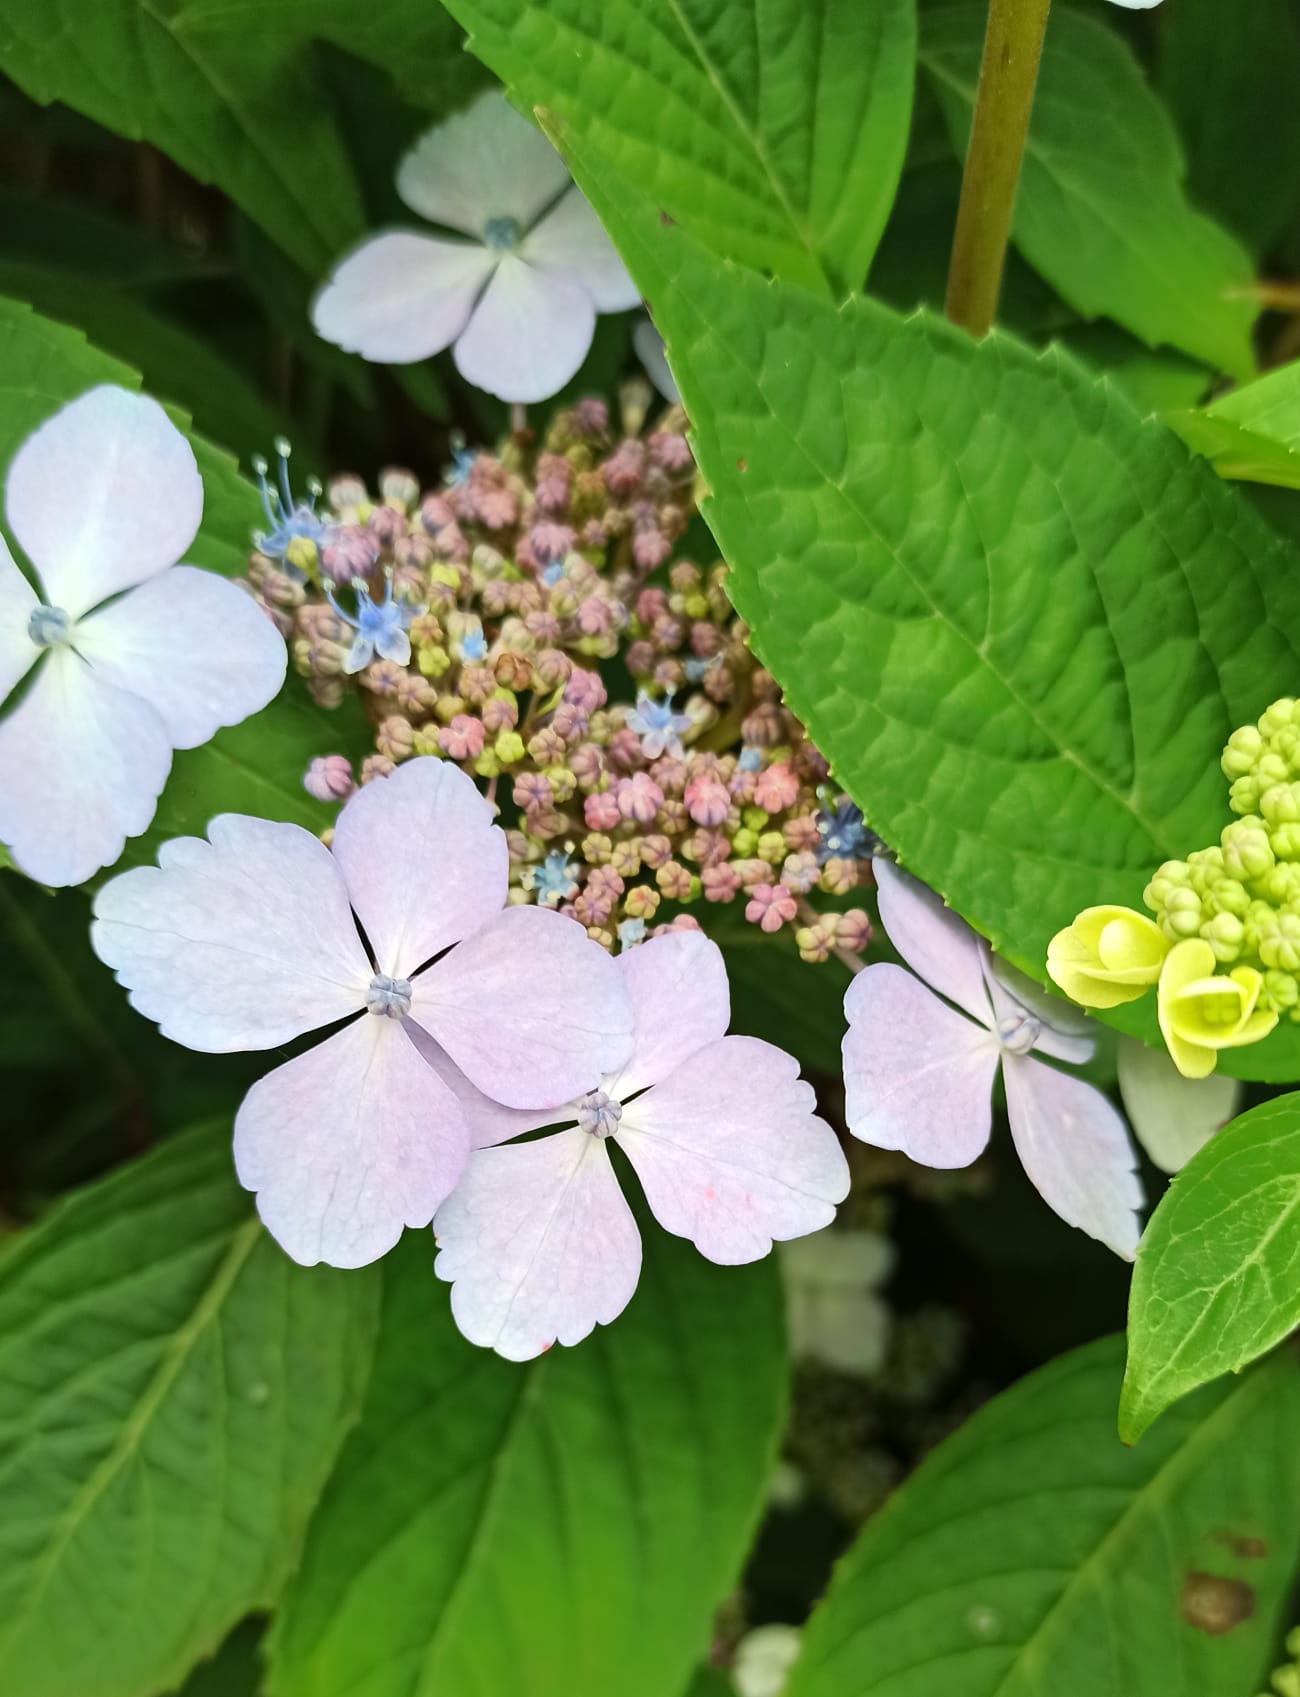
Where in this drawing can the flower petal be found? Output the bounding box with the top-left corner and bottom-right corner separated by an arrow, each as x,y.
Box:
521,188 -> 641,311
873,857 -> 993,1025
0,535 -> 38,701
633,318 -> 679,403
92,814 -> 371,1050
433,1127 -> 641,1359
1003,1053 -> 1143,1259
235,1016 -> 471,1268
842,962 -> 999,1166
6,386 -> 202,618
312,232 -> 495,365
611,930 -> 731,1096
1116,1035 -> 1241,1174
329,757 -> 507,978
453,254 -> 595,404
0,647 -> 171,886
73,566 -> 286,749
410,904 -> 635,1108
982,953 -> 1095,1065
617,1034 -> 849,1263
396,90 -> 571,236
403,1024 -> 564,1149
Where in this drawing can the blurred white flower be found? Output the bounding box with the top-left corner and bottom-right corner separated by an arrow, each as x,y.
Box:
781,1228 -> 894,1377
1116,1036 -> 1242,1173
733,1626 -> 802,1697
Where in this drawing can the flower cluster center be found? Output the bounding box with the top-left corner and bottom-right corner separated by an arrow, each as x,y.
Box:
577,1088 -> 622,1138
996,1009 -> 1040,1056
27,604 -> 73,648
482,215 -> 521,250
366,973 -> 413,1017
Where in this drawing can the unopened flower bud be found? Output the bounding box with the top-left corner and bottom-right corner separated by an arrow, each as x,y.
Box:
1222,820 -> 1274,882
1201,911 -> 1245,964
746,882 -> 797,934
303,754 -> 355,803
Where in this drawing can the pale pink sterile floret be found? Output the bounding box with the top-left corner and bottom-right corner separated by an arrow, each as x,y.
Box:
841,859 -> 1143,1258
90,758 -> 634,1270
425,930 -> 850,1361
0,386 -> 286,886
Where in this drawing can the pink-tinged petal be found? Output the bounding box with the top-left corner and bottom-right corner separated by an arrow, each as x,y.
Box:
981,952 -> 1095,1065
410,904 -> 635,1108
521,188 -> 641,311
1003,1053 -> 1143,1259
453,255 -> 595,404
6,386 -> 202,618
404,1023 -> 566,1149
0,535 -> 38,700
312,232 -> 495,365
617,1035 -> 849,1264
329,756 -> 506,978
612,930 -> 731,1096
74,566 -> 286,749
235,1016 -> 470,1268
0,647 -> 171,886
1116,1036 -> 1240,1175
842,963 -> 999,1167
433,1127 -> 641,1359
873,857 -> 992,1026
91,814 -> 371,1050
633,318 -> 679,403
396,90 -> 571,236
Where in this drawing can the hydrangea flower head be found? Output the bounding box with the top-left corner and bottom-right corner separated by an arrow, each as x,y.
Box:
842,860 -> 1142,1258
312,90 -> 640,403
426,930 -> 850,1359
0,385 -> 286,886
626,688 -> 692,760
91,758 -> 634,1268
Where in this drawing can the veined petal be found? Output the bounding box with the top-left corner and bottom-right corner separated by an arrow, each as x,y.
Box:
6,386 -> 202,619
92,814 -> 371,1050
410,904 -> 635,1109
235,1016 -> 471,1269
842,963 -> 999,1166
312,232 -> 495,365
396,90 -> 571,237
521,188 -> 641,311
453,255 -> 595,404
1116,1036 -> 1241,1174
403,1023 -> 566,1149
0,647 -> 170,886
329,756 -> 506,978
610,930 -> 731,1097
74,566 -> 286,749
1003,1053 -> 1143,1259
433,1127 -> 641,1360
873,857 -> 993,1026
0,535 -> 38,701
617,1035 -> 849,1264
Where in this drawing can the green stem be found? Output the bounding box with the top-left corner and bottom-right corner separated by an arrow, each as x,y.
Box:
944,0 -> 1052,337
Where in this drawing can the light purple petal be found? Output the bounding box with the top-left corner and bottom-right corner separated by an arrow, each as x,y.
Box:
873,857 -> 992,1026
235,1016 -> 471,1268
611,929 -> 731,1096
73,566 -> 286,749
91,814 -> 371,1050
981,950 -> 1095,1065
312,231 -> 495,365
842,963 -> 999,1167
6,386 -> 202,619
453,254 -> 595,404
617,1035 -> 849,1264
522,188 -> 641,311
0,647 -> 171,886
1003,1053 -> 1143,1259
404,1023 -> 565,1149
0,535 -> 38,700
396,90 -> 572,237
329,756 -> 506,979
410,904 -> 635,1108
633,318 -> 679,403
433,1127 -> 641,1359
1116,1036 -> 1240,1175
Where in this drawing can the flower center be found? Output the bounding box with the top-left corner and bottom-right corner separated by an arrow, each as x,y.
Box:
483,215 -> 521,250
366,973 -> 413,1018
577,1089 -> 622,1138
27,604 -> 73,648
996,1010 -> 1040,1056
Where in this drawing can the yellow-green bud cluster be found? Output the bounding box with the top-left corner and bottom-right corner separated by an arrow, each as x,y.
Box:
1257,1626 -> 1300,1697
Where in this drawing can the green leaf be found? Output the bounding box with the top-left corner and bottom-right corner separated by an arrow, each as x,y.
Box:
443,0 -> 917,298
784,1337 -> 1300,1697
920,4 -> 1257,376
1121,1095 -> 1300,1444
267,1226 -> 786,1697
0,1126 -> 379,1697
1166,359 -> 1300,493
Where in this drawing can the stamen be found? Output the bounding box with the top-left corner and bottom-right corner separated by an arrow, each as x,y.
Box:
483,215 -> 521,250
996,1010 -> 1040,1056
366,973 -> 413,1017
577,1089 -> 622,1138
27,605 -> 73,648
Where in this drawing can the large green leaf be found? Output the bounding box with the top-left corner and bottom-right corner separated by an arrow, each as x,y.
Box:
1167,358 -> 1300,493
0,1126 -> 379,1697
784,1337 -> 1300,1697
443,0 -> 917,299
267,1226 -> 786,1697
1121,1095 -> 1300,1444
920,4 -> 1257,376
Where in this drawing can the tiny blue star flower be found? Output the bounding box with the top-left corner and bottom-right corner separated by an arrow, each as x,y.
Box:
738,745 -> 763,773
815,799 -> 876,865
528,850 -> 580,908
444,432 -> 477,488
459,629 -> 489,663
540,560 -> 565,589
252,437 -> 329,576
327,576 -> 421,674
617,917 -> 646,949
625,689 -> 693,760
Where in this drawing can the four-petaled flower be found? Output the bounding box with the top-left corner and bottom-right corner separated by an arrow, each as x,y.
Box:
626,689 -> 692,760
0,386 -> 286,886
312,90 -> 640,403
842,860 -> 1142,1258
424,930 -> 850,1359
327,576 -> 421,673
91,758 -> 634,1268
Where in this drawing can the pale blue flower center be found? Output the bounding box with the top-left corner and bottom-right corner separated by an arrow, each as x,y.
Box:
577,1089 -> 622,1139
27,605 -> 72,648
366,973 -> 413,1018
356,589 -> 407,645
996,1009 -> 1040,1056
459,630 -> 488,663
483,215 -> 521,250
531,851 -> 578,906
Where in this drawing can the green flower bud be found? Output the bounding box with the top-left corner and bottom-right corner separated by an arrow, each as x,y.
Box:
1144,859 -> 1190,912
494,730 -> 526,766
1204,877 -> 1249,918
1265,968 -> 1300,1010
1258,698 -> 1297,739
742,806 -> 770,832
1221,724 -> 1263,782
1229,774 -> 1262,816
731,828 -> 758,857
1273,822 -> 1300,862
1163,887 -> 1204,939
1259,911 -> 1300,972
1258,752 -> 1290,788
1201,911 -> 1244,963
1260,782 -> 1300,827
1258,863 -> 1300,907
1222,820 -> 1274,882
